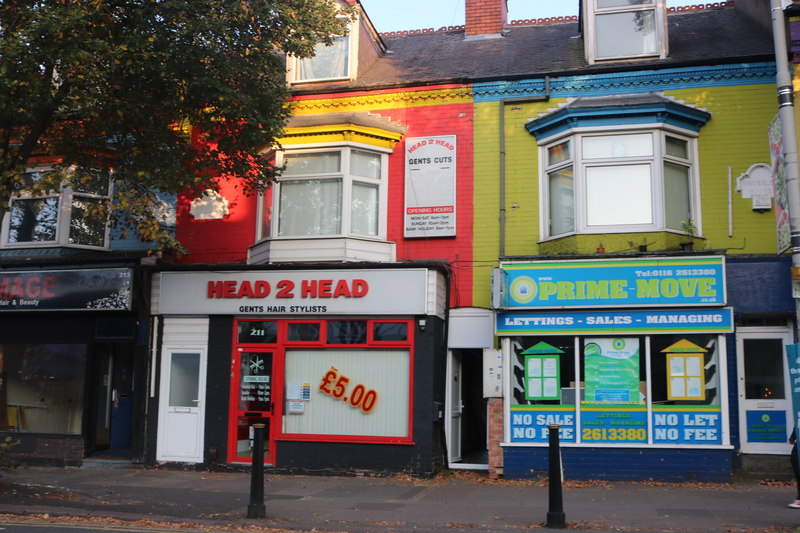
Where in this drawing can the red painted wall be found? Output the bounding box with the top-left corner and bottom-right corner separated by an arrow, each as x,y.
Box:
372,101 -> 475,307
173,88 -> 476,307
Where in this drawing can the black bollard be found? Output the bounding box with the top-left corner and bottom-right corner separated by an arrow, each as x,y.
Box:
247,423 -> 266,519
545,424 -> 566,529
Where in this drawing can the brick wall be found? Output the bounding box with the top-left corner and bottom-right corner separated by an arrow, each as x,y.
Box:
504,446 -> 733,482
466,0 -> 507,36
487,397 -> 504,478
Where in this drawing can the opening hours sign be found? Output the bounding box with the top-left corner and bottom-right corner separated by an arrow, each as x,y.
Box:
404,135 -> 457,238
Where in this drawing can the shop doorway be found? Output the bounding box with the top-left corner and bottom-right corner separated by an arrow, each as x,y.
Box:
88,344 -> 134,457
228,349 -> 278,464
156,347 -> 207,462
446,349 -> 488,469
736,328 -> 793,454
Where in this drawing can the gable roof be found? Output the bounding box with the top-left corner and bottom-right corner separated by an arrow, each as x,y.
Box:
290,6 -> 773,95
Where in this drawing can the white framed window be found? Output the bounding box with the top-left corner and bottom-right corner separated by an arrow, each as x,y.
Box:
583,0 -> 668,64
288,29 -> 354,84
2,168 -> 111,249
541,128 -> 697,238
271,145 -> 387,240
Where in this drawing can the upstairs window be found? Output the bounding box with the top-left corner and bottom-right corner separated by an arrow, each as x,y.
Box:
294,36 -> 350,82
584,0 -> 668,64
526,93 -> 710,240
541,130 -> 695,237
2,168 -> 111,249
273,146 -> 385,239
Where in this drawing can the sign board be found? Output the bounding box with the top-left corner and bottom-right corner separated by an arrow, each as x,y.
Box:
157,269 -> 430,316
769,114 -> 791,254
498,256 -> 726,309
496,308 -> 734,335
0,268 -> 132,311
404,135 -> 456,238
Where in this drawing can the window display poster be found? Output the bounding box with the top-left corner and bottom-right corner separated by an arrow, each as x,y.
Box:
746,410 -> 787,443
510,406 -> 576,442
584,338 -> 640,404
652,407 -> 722,444
525,354 -> 560,401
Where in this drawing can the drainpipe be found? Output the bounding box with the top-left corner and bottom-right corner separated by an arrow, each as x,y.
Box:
498,77 -> 550,258
770,0 -> 800,329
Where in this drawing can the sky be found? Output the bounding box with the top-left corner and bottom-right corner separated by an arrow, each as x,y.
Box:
358,0 -> 706,34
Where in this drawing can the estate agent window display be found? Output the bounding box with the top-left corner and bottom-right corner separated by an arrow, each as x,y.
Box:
509,333 -> 722,446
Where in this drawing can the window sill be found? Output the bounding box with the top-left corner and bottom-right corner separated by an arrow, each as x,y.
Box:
248,236 -> 396,264
537,232 -> 703,256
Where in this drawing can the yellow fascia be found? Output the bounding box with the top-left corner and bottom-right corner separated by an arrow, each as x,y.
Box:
278,123 -> 403,150
288,87 -> 472,115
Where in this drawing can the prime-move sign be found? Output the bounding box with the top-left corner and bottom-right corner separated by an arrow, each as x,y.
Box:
496,257 -> 726,309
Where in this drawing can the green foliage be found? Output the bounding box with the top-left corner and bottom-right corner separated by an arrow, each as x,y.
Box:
0,435 -> 20,476
0,0 -> 352,250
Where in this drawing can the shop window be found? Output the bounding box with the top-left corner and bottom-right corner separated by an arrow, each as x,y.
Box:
509,334 -> 723,446
273,148 -> 384,239
372,322 -> 408,342
287,322 -> 321,342
541,130 -> 696,238
583,0 -> 668,64
512,337 -> 576,406
2,168 -> 111,249
327,320 -> 367,344
237,321 -> 278,344
283,348 -> 410,439
650,335 -> 720,406
229,318 -> 414,459
0,344 -> 88,434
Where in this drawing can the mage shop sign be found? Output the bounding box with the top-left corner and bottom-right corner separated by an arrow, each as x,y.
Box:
0,268 -> 133,311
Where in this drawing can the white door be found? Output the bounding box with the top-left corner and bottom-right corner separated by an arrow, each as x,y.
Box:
157,347 -> 206,462
737,328 -> 793,454
445,351 -> 463,463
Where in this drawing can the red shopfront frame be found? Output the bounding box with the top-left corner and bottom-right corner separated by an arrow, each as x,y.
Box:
227,318 -> 415,464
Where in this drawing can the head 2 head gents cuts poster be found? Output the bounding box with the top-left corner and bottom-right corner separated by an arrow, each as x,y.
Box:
404,135 -> 456,238
584,338 -> 641,404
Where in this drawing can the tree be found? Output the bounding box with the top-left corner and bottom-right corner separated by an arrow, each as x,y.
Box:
0,0 -> 352,250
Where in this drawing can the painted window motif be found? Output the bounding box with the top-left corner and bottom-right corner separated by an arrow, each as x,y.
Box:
585,0 -> 667,63
2,168 -> 111,249
542,130 -> 695,238
274,148 -> 384,239
509,334 -> 722,446
664,339 -> 706,401
523,344 -> 562,401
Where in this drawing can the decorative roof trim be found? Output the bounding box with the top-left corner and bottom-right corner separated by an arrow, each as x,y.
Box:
525,93 -> 712,141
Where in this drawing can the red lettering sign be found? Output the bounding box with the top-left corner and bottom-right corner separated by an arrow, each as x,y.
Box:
207,278 -> 370,299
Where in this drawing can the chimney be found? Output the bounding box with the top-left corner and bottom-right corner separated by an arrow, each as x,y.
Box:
465,0 -> 508,38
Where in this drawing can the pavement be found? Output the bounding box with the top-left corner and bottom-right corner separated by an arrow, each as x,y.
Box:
0,462 -> 799,533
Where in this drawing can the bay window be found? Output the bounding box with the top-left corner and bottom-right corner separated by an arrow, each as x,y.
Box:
542,129 -> 696,238
2,168 -> 111,249
275,147 -> 385,239
526,93 -> 710,241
